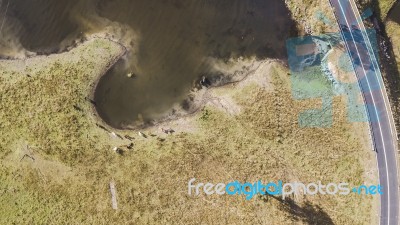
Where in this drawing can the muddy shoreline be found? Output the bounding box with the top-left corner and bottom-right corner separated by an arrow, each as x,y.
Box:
97,57 -> 280,131
0,32 -> 282,132
87,37 -> 128,99
123,61 -> 268,130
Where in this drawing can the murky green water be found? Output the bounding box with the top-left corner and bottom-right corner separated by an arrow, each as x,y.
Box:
0,0 -> 297,128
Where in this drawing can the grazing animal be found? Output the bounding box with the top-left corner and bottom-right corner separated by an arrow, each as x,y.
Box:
85,97 -> 97,106
112,147 -> 124,155
138,131 -> 147,138
157,137 -> 166,142
110,132 -> 123,140
73,105 -> 83,112
200,76 -> 211,87
161,128 -> 175,135
127,72 -> 137,78
96,123 -> 110,132
124,135 -> 135,141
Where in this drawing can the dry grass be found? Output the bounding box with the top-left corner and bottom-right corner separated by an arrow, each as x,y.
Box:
387,20 -> 400,68
356,0 -> 397,20
285,0 -> 338,35
377,0 -> 397,20
0,37 -> 377,225
386,20 -> 400,118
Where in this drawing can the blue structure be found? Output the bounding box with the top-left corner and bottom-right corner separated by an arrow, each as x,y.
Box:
286,28 -> 379,127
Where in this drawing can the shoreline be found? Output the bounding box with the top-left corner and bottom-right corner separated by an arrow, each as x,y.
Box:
106,58 -> 285,131
0,34 -> 129,132
0,32 -> 284,133
87,36 -> 128,119
87,43 -> 128,132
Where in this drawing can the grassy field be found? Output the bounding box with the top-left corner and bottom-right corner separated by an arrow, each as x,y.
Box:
377,0 -> 398,20
387,20 -> 400,70
0,35 -> 378,224
386,16 -> 400,143
285,0 -> 337,35
286,0 -> 398,29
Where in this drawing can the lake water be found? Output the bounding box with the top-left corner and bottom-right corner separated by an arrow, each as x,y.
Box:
0,0 -> 297,128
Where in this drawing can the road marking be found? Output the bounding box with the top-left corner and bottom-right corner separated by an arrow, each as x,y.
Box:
347,2 -> 400,223
334,1 -> 391,223
348,0 -> 398,144
327,2 -> 375,152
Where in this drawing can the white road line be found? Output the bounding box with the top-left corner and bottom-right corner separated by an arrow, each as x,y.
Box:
335,1 -> 391,224
347,2 -> 400,224
348,0 -> 399,223
327,1 -> 375,152
348,0 -> 398,143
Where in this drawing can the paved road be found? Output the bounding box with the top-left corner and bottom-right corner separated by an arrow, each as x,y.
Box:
329,0 -> 399,224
